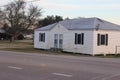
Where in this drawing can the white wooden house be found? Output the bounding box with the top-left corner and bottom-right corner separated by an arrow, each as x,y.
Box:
34,17 -> 120,55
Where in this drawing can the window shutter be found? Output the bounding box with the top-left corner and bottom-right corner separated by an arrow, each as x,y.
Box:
39,33 -> 41,42
97,34 -> 100,46
43,33 -> 45,42
82,33 -> 84,45
77,34 -> 81,44
75,33 -> 77,44
106,34 -> 108,46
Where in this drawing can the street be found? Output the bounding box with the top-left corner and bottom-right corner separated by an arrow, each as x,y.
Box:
0,51 -> 120,80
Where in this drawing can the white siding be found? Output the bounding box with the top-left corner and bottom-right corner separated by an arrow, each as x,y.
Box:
93,30 -> 120,55
34,17 -> 120,55
34,26 -> 120,55
34,23 -> 68,49
34,23 -> 94,55
47,23 -> 69,49
34,31 -> 50,49
62,30 -> 94,55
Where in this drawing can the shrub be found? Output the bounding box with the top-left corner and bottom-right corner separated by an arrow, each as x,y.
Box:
17,34 -> 24,40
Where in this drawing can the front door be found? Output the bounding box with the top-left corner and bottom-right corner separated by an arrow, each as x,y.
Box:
54,34 -> 63,49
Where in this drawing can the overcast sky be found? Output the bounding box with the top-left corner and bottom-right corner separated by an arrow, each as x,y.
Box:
0,0 -> 120,25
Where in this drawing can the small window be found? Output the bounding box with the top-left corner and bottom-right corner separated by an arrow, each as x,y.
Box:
97,34 -> 108,46
75,33 -> 84,45
101,35 -> 105,45
39,33 -> 45,42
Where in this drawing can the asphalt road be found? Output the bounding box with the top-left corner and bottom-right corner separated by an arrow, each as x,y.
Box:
0,51 -> 120,80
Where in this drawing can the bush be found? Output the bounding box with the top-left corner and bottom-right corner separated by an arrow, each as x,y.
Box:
106,54 -> 115,56
115,54 -> 120,57
94,54 -> 105,56
17,34 -> 24,40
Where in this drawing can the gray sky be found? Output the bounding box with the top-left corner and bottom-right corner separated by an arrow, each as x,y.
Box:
0,0 -> 120,25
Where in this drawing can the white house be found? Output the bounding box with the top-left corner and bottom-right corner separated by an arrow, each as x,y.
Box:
34,17 -> 120,55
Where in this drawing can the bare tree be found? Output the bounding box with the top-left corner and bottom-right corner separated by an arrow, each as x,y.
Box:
1,0 -> 42,42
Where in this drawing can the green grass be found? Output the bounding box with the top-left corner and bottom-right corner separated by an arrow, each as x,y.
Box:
0,40 -> 120,58
0,40 -> 92,56
0,40 -> 33,48
0,40 -> 66,55
0,40 -> 33,51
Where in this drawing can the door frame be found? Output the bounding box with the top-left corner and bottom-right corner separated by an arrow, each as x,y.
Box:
54,34 -> 63,49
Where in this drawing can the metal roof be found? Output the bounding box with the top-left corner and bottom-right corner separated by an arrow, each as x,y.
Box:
35,17 -> 120,31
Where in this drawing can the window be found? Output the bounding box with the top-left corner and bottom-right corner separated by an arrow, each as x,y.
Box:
75,33 -> 84,45
97,34 -> 108,46
39,33 -> 45,42
101,35 -> 105,45
54,34 -> 58,48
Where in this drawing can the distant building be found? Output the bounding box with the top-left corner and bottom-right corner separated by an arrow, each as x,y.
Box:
34,17 -> 120,55
24,25 -> 37,39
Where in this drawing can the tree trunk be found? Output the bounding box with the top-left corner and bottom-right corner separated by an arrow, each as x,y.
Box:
10,36 -> 15,43
10,34 -> 19,43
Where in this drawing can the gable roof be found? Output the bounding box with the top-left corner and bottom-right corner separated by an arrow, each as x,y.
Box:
36,23 -> 57,31
35,17 -> 120,31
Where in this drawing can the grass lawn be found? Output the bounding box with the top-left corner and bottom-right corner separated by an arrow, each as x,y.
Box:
0,40 -> 70,55
0,40 -> 33,48
0,40 -> 92,56
0,40 -> 120,57
0,40 -> 48,53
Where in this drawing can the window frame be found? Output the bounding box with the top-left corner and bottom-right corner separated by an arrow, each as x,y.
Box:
39,33 -> 45,42
75,33 -> 84,45
97,33 -> 108,46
